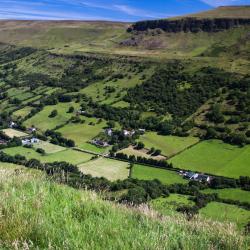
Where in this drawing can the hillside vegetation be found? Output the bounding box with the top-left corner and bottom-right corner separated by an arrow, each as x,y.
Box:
0,5 -> 249,243
0,6 -> 249,65
0,165 -> 248,249
185,6 -> 250,19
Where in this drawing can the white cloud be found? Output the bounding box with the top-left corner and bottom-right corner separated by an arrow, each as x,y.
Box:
201,0 -> 249,6
73,0 -> 175,18
0,0 -> 206,20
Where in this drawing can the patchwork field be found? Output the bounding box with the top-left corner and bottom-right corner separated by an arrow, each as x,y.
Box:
200,202 -> 250,228
169,140 -> 250,178
2,146 -> 92,165
57,117 -> 108,151
79,157 -> 129,181
150,194 -> 195,216
131,164 -> 187,185
24,102 -> 80,131
139,133 -> 199,157
13,106 -> 33,118
202,188 -> 250,203
79,142 -> 110,154
2,128 -> 28,138
32,141 -> 65,154
119,146 -> 166,160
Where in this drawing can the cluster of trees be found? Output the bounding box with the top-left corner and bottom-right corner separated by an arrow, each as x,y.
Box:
45,130 -> 75,147
129,18 -> 250,33
91,103 -> 141,129
113,152 -> 172,169
0,133 -> 22,149
111,178 -> 169,204
125,66 -> 233,119
204,126 -> 249,146
0,46 -> 36,64
49,109 -> 58,118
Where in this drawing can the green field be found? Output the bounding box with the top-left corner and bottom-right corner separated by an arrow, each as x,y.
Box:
169,140 -> 250,178
32,141 -> 65,154
119,146 -> 166,160
2,146 -> 92,165
13,106 -> 33,118
78,157 -> 129,181
79,142 -> 110,154
150,194 -> 195,216
24,102 -> 80,131
132,164 -> 187,185
57,117 -> 107,151
202,189 -> 250,203
200,202 -> 250,228
139,133 -> 199,157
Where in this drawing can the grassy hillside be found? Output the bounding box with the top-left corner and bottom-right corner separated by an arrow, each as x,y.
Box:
0,165 -> 248,249
185,6 -> 250,19
0,6 -> 249,67
0,6 -> 249,242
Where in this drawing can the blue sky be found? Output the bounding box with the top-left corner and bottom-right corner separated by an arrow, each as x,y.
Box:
0,0 -> 249,21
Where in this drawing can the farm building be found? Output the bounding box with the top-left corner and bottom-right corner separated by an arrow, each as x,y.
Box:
28,127 -> 37,133
0,139 -> 7,145
105,128 -> 113,137
76,110 -> 86,115
9,121 -> 17,129
90,139 -> 109,148
22,138 -> 40,146
123,130 -> 135,137
181,171 -> 212,183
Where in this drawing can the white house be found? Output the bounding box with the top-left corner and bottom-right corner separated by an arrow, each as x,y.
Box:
123,130 -> 135,137
31,138 -> 39,144
22,137 -> 39,146
9,121 -> 16,128
28,127 -> 37,133
105,128 -> 113,137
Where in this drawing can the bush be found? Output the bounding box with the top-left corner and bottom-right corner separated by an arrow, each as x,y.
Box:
49,109 -> 58,118
36,148 -> 45,155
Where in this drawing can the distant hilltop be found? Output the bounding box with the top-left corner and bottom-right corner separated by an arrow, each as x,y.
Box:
128,6 -> 250,33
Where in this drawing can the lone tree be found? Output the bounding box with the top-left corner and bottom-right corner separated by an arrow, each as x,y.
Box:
49,109 -> 58,118
136,142 -> 145,150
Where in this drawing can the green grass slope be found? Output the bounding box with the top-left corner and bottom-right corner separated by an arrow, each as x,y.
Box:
0,166 -> 248,249
169,140 -> 250,178
185,6 -> 250,19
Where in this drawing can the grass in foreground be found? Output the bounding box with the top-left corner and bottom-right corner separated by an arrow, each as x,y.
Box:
132,164 -> 188,185
169,140 -> 250,178
0,168 -> 248,249
78,157 -> 129,181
